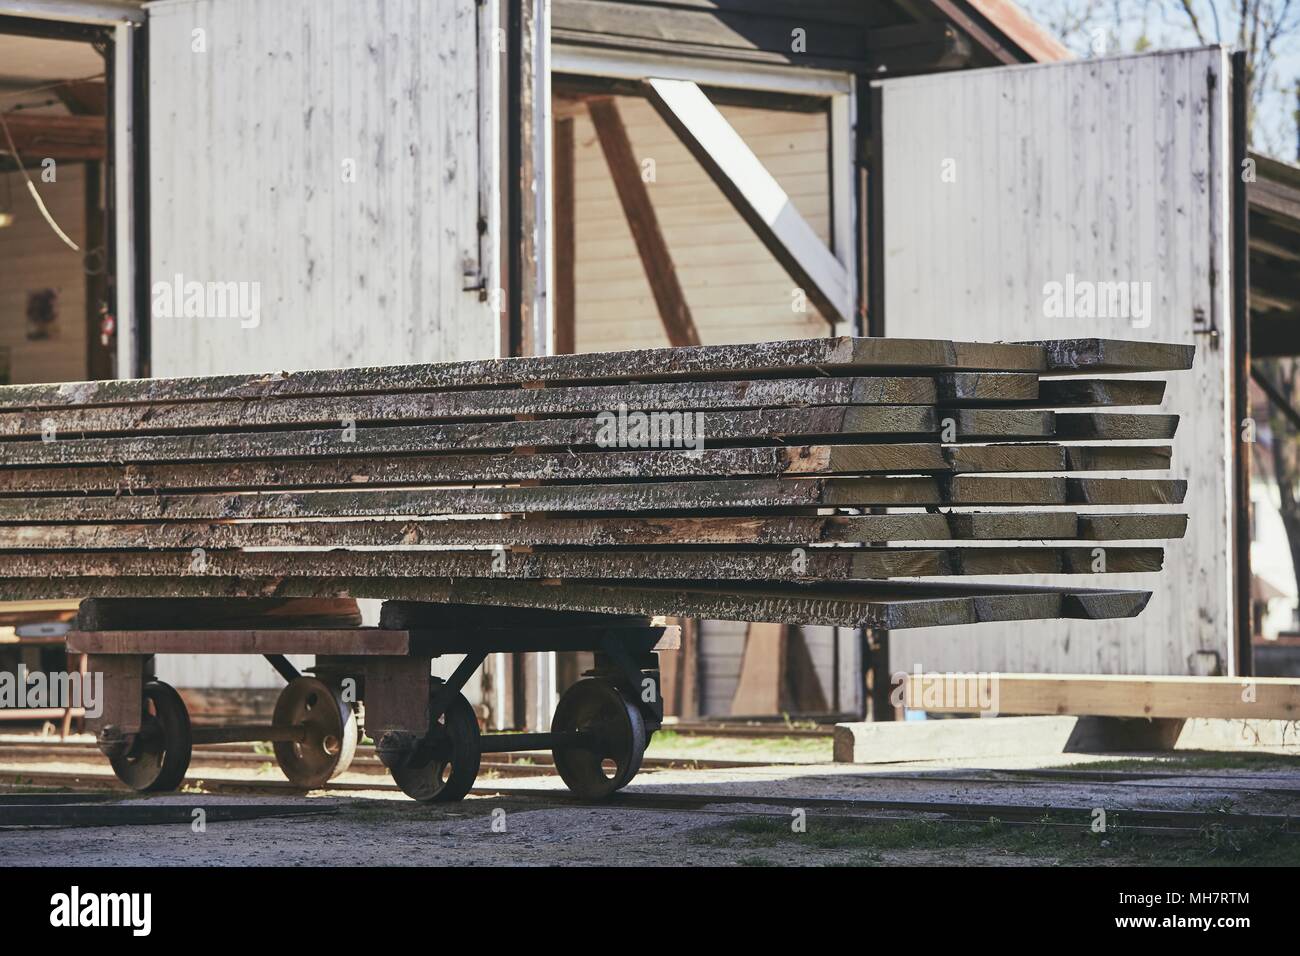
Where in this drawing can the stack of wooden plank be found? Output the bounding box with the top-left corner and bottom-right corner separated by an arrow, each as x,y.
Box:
0,336 -> 1193,629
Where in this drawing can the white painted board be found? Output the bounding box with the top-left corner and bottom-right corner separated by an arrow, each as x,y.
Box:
874,47 -> 1236,677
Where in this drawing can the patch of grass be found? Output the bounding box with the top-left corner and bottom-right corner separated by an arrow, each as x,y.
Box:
1062,751 -> 1300,773
735,854 -> 777,867
708,813 -> 1300,866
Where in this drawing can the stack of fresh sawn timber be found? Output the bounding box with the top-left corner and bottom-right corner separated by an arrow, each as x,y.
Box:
0,336 -> 1193,630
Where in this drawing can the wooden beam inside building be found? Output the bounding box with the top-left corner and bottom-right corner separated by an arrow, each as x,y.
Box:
644,77 -> 853,327
587,96 -> 700,348
0,111 -> 106,163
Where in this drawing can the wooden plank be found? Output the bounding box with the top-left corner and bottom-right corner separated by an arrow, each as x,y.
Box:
0,337 -> 1053,410
902,673 -> 1300,721
0,476 -> 1188,523
0,546 -> 1166,583
1004,378 -> 1168,408
5,430 -> 954,471
75,597 -> 363,630
1053,413 -> 1180,440
0,511 -> 1122,551
0,576 -> 1156,629
67,628 -> 414,656
946,477 -> 1186,506
0,375 -> 1027,436
1076,513 -> 1190,540
588,97 -> 700,348
1021,338 -> 1196,374
644,77 -> 852,325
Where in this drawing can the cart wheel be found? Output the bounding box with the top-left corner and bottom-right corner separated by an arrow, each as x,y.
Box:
108,681 -> 193,792
389,680 -> 481,803
551,678 -> 648,801
272,676 -> 359,788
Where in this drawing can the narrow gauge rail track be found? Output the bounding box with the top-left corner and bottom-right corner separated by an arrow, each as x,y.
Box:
2,741 -> 1297,794
2,768 -> 1295,837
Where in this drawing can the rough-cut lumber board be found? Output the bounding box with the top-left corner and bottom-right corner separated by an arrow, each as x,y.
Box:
900,673 -> 1300,721
67,625 -> 679,656
0,511 -> 1119,551
0,577 -> 1153,629
1019,338 -> 1196,374
588,96 -> 701,348
0,411 -> 1066,470
68,628 -> 415,656
0,476 -> 1189,524
1054,413 -> 1180,440
945,477 -> 1187,505
0,442 -> 1174,498
0,546 -> 1165,582
1076,513 -> 1190,540
986,378 -> 1168,408
0,338 -> 1050,410
75,597 -> 362,630
0,375 -> 1030,438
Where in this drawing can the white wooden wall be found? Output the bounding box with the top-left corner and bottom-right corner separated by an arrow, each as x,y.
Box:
572,95 -> 831,350
147,0 -> 495,377
0,165 -> 87,385
146,0 -> 498,690
876,48 -> 1236,676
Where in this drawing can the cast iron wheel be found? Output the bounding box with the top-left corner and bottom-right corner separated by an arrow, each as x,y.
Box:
272,676 -> 359,788
389,680 -> 481,803
551,678 -> 648,801
108,681 -> 193,792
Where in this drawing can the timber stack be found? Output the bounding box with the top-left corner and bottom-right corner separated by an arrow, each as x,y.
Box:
0,336 -> 1194,631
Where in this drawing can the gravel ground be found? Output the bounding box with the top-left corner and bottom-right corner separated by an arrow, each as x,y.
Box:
2,749 -> 1297,866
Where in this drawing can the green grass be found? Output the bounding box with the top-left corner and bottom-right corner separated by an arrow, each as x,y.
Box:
1061,751 -> 1300,773
694,814 -> 1300,866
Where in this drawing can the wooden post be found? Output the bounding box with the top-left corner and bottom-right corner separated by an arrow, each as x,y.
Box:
553,115 -> 576,354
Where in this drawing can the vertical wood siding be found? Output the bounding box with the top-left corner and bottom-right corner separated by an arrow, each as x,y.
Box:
147,0 -> 492,377
876,48 -> 1234,677
145,0 -> 493,691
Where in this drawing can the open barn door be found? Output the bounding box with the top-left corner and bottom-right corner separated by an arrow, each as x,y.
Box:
144,0 -> 503,377
870,47 -> 1240,677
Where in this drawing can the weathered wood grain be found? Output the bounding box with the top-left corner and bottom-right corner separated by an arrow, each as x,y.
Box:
0,337 -> 1050,410
991,379 -> 1168,408
0,511 -> 1132,551
1020,338 -> 1196,374
0,476 -> 1188,523
1053,413 -> 1180,440
1076,513 -> 1190,540
0,576 -> 1152,629
0,546 -> 1164,582
0,375 -> 1046,438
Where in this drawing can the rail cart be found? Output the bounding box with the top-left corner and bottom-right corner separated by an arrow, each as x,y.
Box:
68,599 -> 673,802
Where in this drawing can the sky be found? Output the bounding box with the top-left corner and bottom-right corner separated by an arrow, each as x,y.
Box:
1018,0 -> 1300,160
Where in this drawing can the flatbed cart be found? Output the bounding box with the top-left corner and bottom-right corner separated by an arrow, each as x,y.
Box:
67,599 -> 674,802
